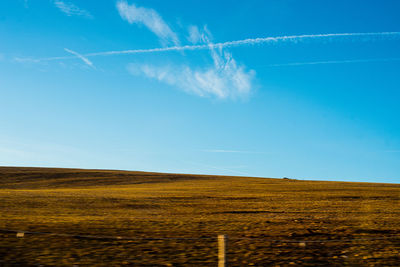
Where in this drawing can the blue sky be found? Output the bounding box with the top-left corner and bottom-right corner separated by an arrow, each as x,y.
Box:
1,0 -> 400,183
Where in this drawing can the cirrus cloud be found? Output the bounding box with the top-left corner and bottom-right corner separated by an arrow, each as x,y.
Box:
54,0 -> 93,19
117,0 -> 179,46
128,27 -> 254,99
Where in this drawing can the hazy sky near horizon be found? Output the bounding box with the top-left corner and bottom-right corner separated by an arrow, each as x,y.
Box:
1,0 -> 400,183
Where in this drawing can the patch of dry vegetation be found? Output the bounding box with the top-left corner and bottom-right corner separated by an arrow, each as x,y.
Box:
0,167 -> 399,266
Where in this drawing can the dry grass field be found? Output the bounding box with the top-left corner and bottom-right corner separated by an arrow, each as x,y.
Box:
0,167 -> 399,266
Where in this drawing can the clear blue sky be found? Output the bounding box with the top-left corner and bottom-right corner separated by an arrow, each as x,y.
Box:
1,0 -> 399,183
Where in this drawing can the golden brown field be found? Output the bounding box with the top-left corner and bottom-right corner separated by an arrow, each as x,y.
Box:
0,167 -> 399,266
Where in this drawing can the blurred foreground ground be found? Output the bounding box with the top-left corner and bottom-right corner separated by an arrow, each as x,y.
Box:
0,167 -> 399,266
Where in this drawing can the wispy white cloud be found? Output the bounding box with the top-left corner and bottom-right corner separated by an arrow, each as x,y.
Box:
129,60 -> 254,99
128,29 -> 254,99
116,0 -> 179,46
187,25 -> 211,44
64,48 -> 95,68
187,25 -> 202,44
126,22 -> 254,99
54,1 -> 93,19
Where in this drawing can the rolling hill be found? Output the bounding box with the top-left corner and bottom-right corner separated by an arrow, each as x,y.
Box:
0,167 -> 399,266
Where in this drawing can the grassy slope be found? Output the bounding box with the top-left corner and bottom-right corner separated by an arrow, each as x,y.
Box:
0,167 -> 399,266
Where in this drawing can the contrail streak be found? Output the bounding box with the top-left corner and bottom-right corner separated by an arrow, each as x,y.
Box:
267,57 -> 400,67
84,31 -> 400,57
64,48 -> 95,68
17,31 -> 400,62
